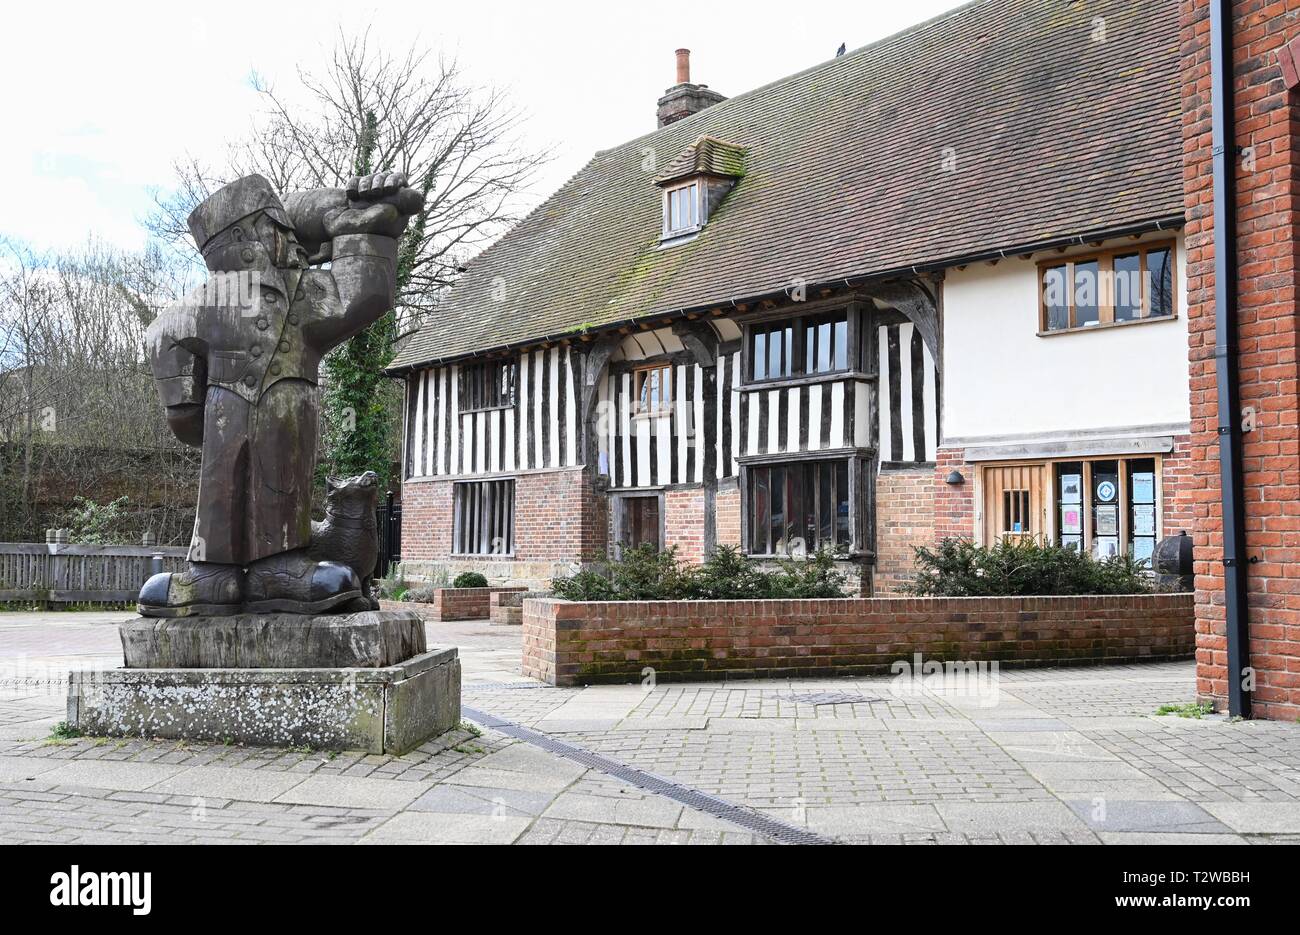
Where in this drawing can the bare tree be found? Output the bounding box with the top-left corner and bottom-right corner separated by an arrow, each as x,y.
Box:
0,239 -> 199,542
147,28 -> 548,325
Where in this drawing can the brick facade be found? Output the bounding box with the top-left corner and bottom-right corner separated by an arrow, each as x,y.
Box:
664,487 -> 706,562
1181,0 -> 1300,719
522,593 -> 1196,686
715,482 -> 741,548
399,467 -> 607,588
933,448 -> 976,541
874,466 -> 936,594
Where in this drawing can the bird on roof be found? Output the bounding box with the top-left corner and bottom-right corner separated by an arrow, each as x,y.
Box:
836,42 -> 846,57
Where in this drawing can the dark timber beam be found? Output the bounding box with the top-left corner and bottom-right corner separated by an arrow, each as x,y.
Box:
860,278 -> 941,369
579,332 -> 623,468
671,319 -> 720,369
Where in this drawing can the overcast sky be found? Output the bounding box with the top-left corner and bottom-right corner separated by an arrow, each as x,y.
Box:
3,0 -> 968,253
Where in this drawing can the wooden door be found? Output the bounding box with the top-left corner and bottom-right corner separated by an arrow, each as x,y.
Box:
981,464 -> 1048,544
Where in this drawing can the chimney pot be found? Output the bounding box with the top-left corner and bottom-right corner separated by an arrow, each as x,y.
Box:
656,48 -> 725,128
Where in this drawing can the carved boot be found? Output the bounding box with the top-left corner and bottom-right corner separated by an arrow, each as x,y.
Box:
138,562 -> 244,618
243,549 -> 362,614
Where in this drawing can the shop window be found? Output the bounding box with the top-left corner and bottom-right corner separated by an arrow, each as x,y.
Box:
1054,457 -> 1159,562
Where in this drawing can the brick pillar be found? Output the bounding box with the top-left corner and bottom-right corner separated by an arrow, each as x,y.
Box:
1181,0 -> 1300,719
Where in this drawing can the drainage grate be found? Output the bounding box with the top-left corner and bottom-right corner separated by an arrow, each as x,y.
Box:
786,691 -> 882,706
461,704 -> 835,846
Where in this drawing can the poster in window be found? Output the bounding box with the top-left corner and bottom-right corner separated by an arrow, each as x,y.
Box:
1133,504 -> 1156,536
1095,504 -> 1118,536
1132,538 -> 1155,563
1061,534 -> 1082,551
1093,536 -> 1119,559
1060,474 -> 1082,503
1096,479 -> 1117,503
1131,473 -> 1155,504
1061,508 -> 1082,534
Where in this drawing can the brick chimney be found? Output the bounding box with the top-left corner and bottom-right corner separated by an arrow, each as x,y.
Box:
656,49 -> 726,128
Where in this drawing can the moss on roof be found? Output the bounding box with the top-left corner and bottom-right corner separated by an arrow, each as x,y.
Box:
392,0 -> 1183,370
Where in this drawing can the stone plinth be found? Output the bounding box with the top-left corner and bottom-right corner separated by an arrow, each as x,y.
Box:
67,647 -> 460,755
119,610 -> 427,669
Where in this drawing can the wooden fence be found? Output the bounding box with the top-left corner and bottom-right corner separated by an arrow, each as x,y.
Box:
0,543 -> 188,606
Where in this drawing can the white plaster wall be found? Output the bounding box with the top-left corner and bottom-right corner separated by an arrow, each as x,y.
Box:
941,233 -> 1190,443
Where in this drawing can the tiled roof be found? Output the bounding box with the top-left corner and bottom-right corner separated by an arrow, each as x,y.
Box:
391,0 -> 1183,369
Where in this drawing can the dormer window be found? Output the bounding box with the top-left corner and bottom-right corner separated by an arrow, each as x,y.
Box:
655,135 -> 746,245
665,182 -> 700,236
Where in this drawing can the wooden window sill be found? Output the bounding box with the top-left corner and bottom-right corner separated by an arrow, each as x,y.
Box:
1038,314 -> 1178,337
738,370 -> 872,391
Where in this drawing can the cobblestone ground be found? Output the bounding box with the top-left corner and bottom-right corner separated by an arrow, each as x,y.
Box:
1,610 -> 1298,844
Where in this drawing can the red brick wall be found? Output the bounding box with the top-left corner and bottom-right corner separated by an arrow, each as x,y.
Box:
433,586 -> 526,621
874,467 -> 935,594
400,479 -> 452,561
934,448 -> 975,540
1181,0 -> 1300,719
1162,434 -> 1196,536
715,483 -> 741,547
522,593 -> 1196,685
401,467 -> 607,564
664,487 -> 706,563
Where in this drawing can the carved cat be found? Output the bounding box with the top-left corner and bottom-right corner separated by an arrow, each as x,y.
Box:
308,471 -> 380,611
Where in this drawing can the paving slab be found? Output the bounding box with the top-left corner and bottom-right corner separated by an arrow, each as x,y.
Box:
272,774 -> 423,810
542,791 -> 684,828
937,801 -> 1087,833
408,784 -> 554,817
362,811 -> 530,844
147,766 -> 306,803
800,803 -> 946,835
0,754 -> 64,782
38,760 -> 186,792
443,765 -> 580,794
1065,800 -> 1232,833
1200,802 -> 1300,834
973,717 -> 1074,732
1097,832 -> 1249,845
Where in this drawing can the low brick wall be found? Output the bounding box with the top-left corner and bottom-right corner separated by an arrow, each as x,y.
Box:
490,589 -> 530,626
381,587 -> 526,622
522,593 -> 1196,686
434,586 -> 527,621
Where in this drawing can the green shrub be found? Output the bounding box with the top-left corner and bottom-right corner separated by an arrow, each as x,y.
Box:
551,570 -> 618,602
402,584 -> 439,603
550,544 -> 848,602
452,572 -> 489,589
902,537 -> 1152,597
764,550 -> 849,599
689,545 -> 769,599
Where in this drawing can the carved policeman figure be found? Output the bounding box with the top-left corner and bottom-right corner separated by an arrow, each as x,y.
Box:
138,172 -> 422,616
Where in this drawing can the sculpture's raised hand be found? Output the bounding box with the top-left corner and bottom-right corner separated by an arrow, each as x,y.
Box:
322,172 -> 424,239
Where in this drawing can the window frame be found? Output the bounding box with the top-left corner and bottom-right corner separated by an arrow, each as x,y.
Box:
661,180 -> 702,239
1037,240 -> 1177,335
452,478 -> 516,557
460,359 -> 517,413
739,455 -> 859,558
632,362 -> 673,416
741,304 -> 860,386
